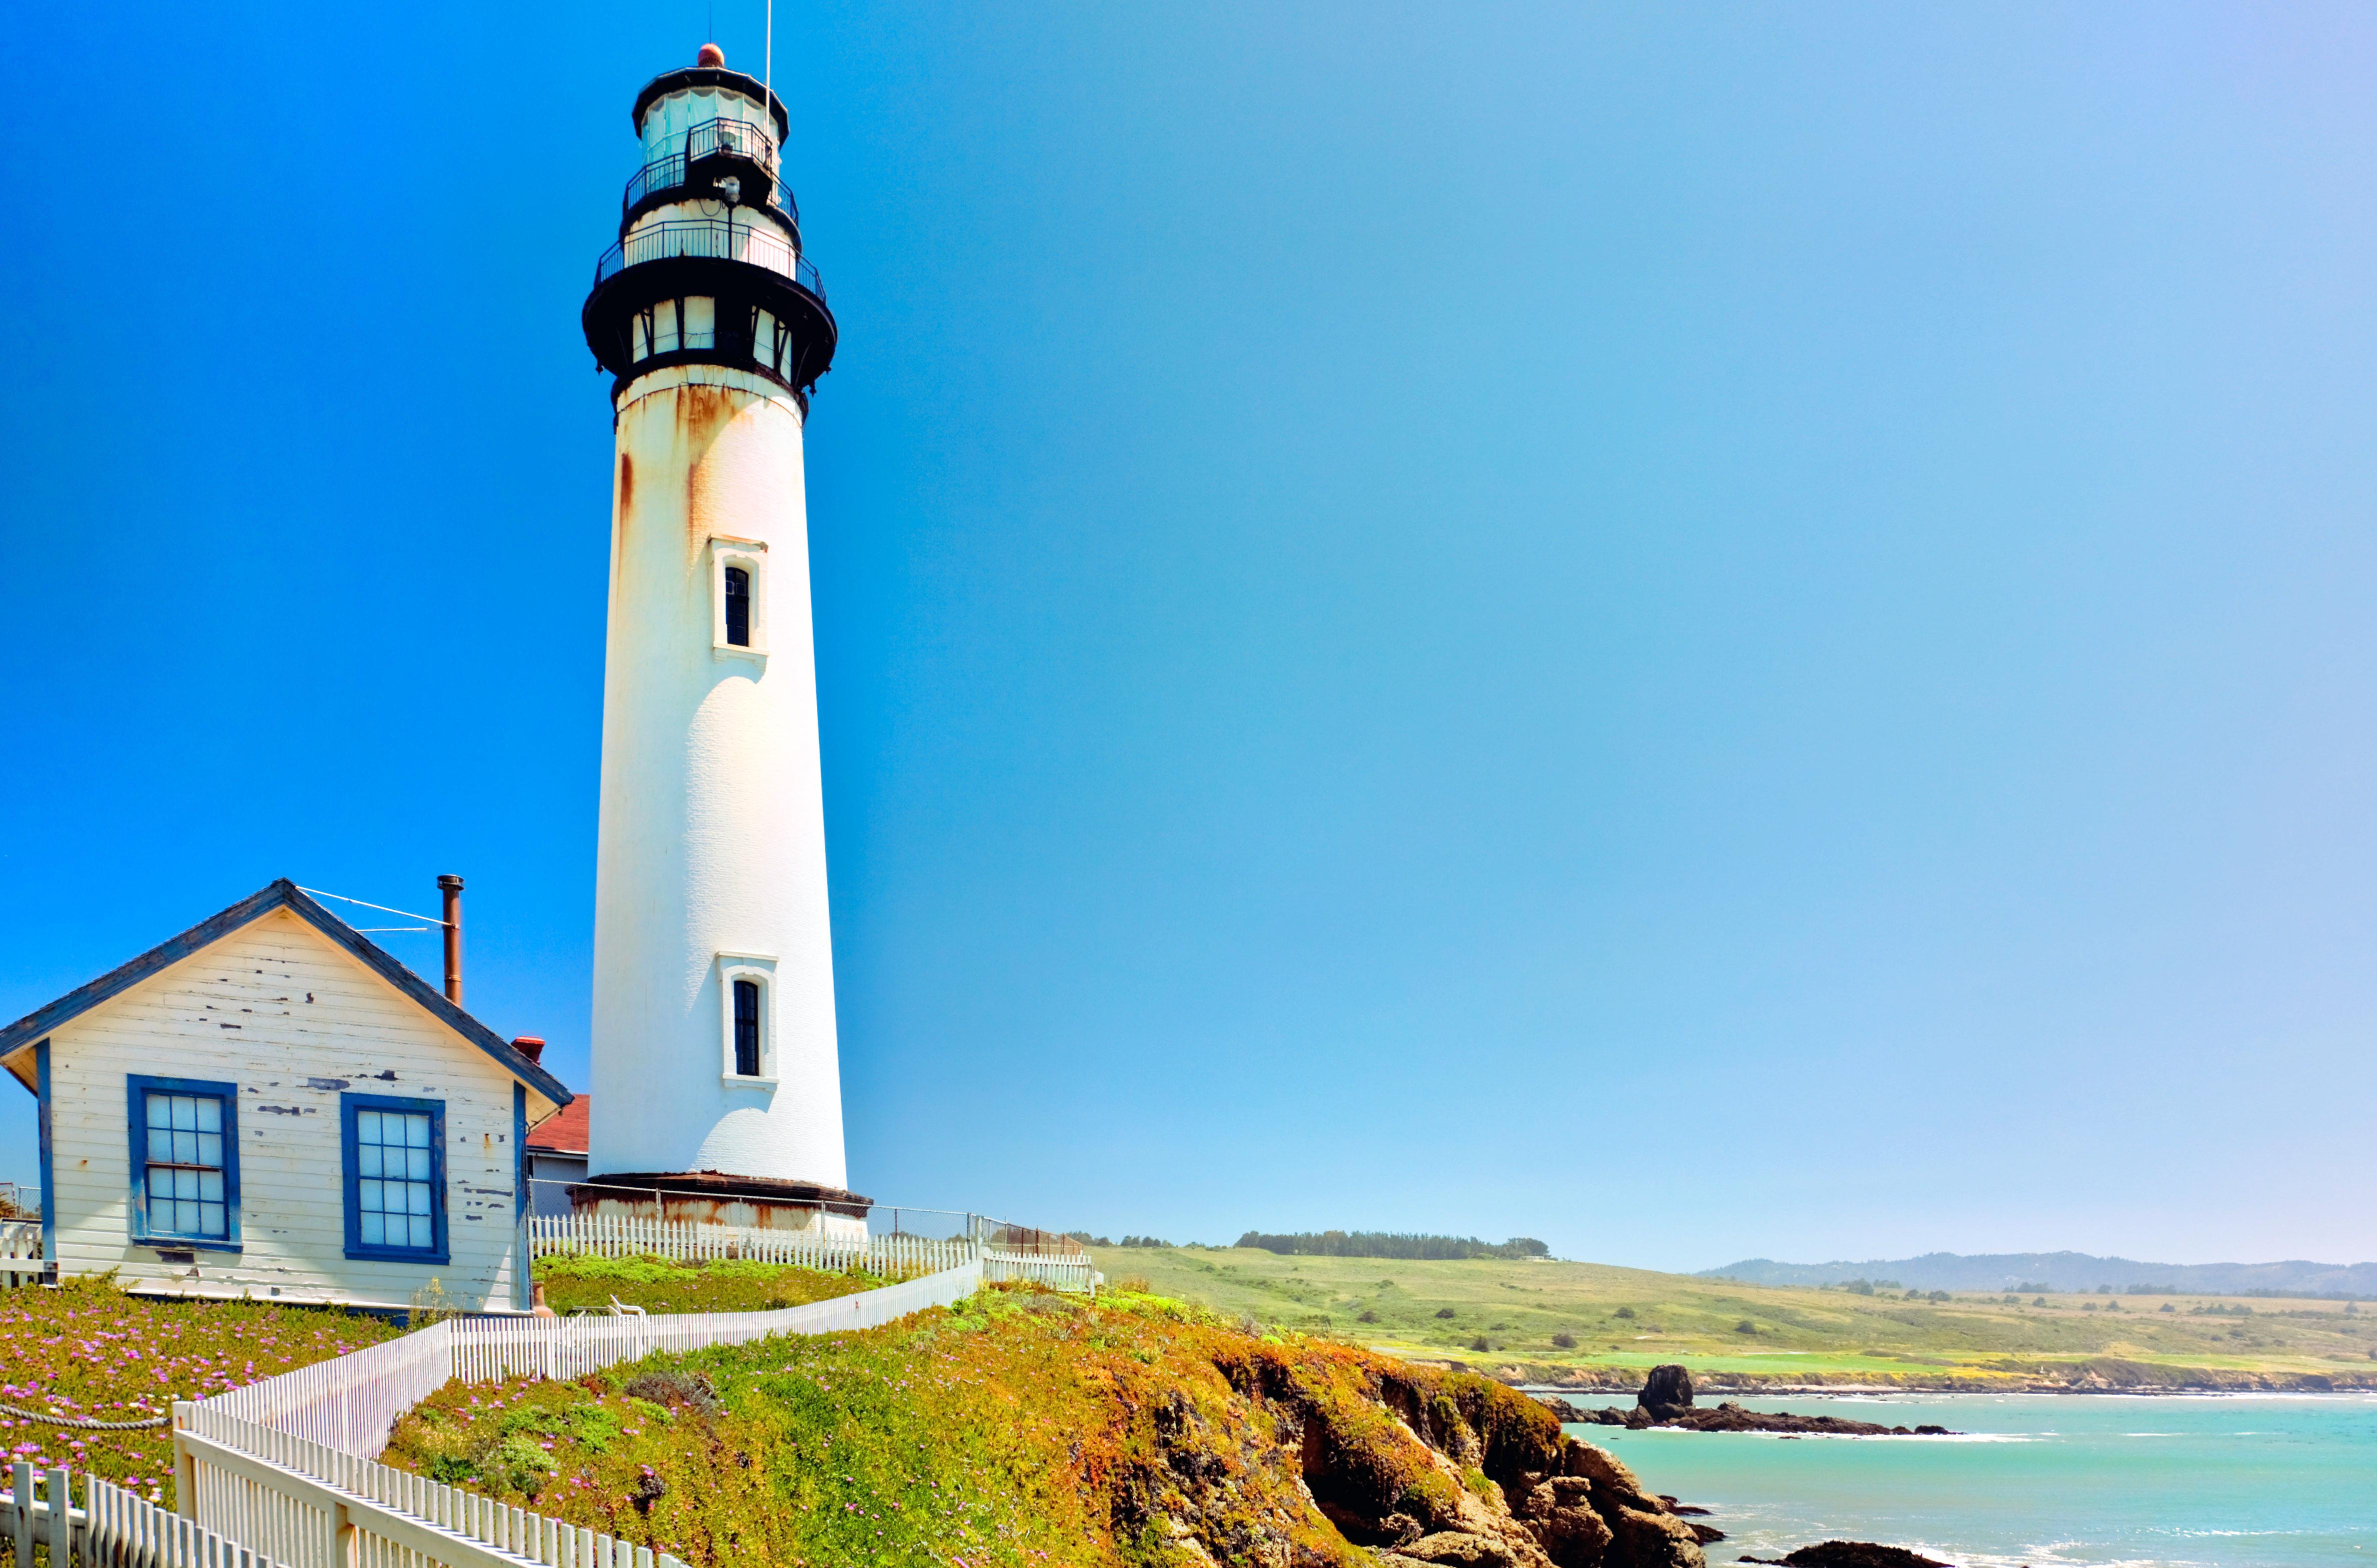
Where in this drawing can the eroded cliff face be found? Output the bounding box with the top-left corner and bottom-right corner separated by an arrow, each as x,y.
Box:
1113,1335 -> 1704,1568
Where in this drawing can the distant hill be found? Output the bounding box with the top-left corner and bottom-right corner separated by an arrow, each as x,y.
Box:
1235,1231 -> 1551,1261
1699,1251 -> 2377,1298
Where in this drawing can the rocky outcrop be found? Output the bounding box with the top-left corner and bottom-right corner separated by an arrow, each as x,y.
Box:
1533,1370 -> 1953,1436
1130,1342 -> 1708,1568
1637,1365 -> 1693,1422
1646,1403 -> 1948,1437
1489,1437 -> 1708,1568
1740,1545 -> 1953,1568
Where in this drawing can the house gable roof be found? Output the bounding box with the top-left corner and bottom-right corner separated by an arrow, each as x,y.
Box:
527,1095 -> 589,1155
0,878 -> 573,1107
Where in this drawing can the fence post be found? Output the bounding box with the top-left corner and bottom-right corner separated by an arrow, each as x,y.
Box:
11,1459 -> 32,1567
171,1402 -> 198,1521
43,1467 -> 70,1567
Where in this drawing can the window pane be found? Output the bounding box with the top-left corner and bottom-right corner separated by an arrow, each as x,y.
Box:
174,1169 -> 198,1201
725,567 -> 752,646
172,1096 -> 197,1131
147,1094 -> 172,1129
196,1133 -> 221,1167
195,1098 -> 220,1133
198,1170 -> 223,1202
148,1169 -> 174,1199
349,1103 -> 439,1250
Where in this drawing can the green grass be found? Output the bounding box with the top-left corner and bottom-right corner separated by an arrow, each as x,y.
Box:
0,1276 -> 403,1504
1092,1246 -> 2377,1387
532,1254 -> 883,1315
381,1281 -> 1575,1568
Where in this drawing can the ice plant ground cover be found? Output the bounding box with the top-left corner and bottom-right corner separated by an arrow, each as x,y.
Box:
380,1283 -> 1132,1568
0,1274 -> 403,1504
377,1280 -> 1581,1568
0,1255 -> 875,1511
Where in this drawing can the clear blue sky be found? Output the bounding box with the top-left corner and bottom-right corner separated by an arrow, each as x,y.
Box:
5,2 -> 2375,1272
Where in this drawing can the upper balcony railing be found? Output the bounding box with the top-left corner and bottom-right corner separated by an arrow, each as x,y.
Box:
594,217 -> 825,301
622,116 -> 799,226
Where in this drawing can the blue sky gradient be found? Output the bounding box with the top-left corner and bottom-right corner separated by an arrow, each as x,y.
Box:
5,3 -> 2376,1270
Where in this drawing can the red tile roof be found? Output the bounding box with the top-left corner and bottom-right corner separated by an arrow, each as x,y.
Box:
528,1095 -> 589,1154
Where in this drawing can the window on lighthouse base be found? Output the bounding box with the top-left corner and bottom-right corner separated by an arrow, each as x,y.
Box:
733,979 -> 762,1075
718,954 -> 778,1085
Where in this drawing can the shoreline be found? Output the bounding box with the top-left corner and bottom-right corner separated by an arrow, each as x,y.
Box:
1377,1350 -> 2377,1394
1518,1381 -> 2377,1397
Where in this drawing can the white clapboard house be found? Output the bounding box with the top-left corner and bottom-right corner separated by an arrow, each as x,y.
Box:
0,879 -> 572,1314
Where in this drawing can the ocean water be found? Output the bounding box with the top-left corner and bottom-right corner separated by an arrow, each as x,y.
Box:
1564,1393 -> 2377,1568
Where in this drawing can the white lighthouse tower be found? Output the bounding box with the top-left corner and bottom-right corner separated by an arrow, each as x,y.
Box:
578,45 -> 860,1233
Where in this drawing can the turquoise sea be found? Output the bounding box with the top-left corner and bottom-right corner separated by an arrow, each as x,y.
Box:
1564,1393 -> 2377,1568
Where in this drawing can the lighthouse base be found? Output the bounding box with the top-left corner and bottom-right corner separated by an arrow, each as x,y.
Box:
568,1170 -> 872,1242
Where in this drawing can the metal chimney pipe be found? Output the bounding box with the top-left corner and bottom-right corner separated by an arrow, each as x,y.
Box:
437,874 -> 464,1004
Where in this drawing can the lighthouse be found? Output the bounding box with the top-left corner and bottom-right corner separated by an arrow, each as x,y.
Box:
576,45 -> 859,1234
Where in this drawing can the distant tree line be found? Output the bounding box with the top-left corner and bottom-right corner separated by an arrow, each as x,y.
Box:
1234,1231 -> 1551,1261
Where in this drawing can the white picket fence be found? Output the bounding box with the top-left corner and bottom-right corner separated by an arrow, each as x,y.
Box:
983,1246 -> 1098,1295
0,1222 -> 42,1292
526,1214 -> 977,1278
178,1402 -> 677,1568
0,1208 -> 1095,1568
171,1261 -> 988,1568
6,1460 -> 272,1567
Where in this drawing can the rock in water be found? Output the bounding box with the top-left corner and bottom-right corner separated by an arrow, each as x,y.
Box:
1648,1402 -> 1960,1437
1778,1544 -> 1955,1568
1638,1364 -> 1695,1420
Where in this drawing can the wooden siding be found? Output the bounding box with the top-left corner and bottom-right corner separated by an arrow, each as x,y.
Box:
42,907 -> 537,1311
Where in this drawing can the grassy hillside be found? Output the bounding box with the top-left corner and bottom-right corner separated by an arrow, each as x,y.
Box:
1090,1246 -> 2377,1389
381,1281 -> 1706,1568
533,1253 -> 882,1314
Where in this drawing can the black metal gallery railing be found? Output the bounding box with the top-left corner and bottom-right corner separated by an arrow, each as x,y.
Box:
622,116 -> 799,224
594,218 -> 826,301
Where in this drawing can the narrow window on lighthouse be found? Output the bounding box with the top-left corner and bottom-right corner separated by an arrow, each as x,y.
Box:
724,566 -> 752,646
711,540 -> 767,659
732,978 -> 763,1076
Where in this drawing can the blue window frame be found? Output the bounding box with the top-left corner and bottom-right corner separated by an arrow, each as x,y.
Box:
126,1074 -> 242,1252
340,1092 -> 449,1263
